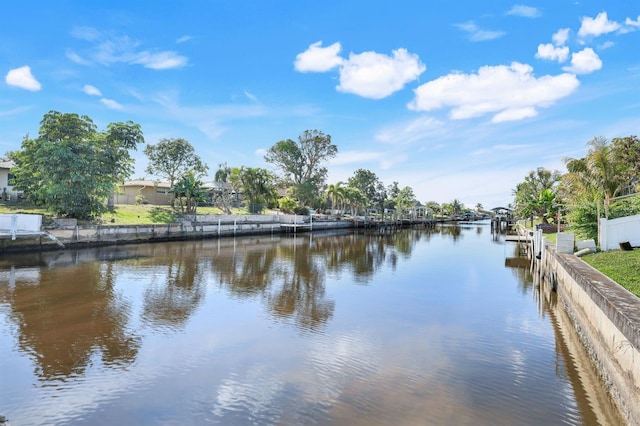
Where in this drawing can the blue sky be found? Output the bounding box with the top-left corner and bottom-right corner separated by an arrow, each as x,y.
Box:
1,1 -> 639,209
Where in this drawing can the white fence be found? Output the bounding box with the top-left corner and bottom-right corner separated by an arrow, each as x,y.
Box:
599,214 -> 640,251
0,214 -> 43,240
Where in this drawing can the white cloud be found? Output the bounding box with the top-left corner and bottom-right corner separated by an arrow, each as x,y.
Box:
408,62 -> 580,123
83,84 -> 102,96
294,41 -> 344,72
562,48 -> 602,74
5,66 -> 41,91
151,91 -> 268,141
599,41 -> 615,50
254,148 -> 267,157
176,35 -> 192,44
132,51 -> 188,70
244,90 -> 258,103
337,48 -> 425,99
66,49 -> 92,65
506,5 -> 541,18
100,98 -> 124,110
375,116 -> 445,145
456,21 -> 505,42
536,43 -> 569,62
552,28 -> 570,46
294,43 -> 425,99
626,16 -> 640,27
69,27 -> 188,70
493,107 -> 538,123
578,12 -> 621,38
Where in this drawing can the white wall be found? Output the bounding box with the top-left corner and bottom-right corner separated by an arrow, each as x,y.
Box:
0,214 -> 42,239
599,214 -> 640,251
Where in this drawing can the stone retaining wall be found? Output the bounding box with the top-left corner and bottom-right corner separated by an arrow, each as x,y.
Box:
0,219 -> 353,253
541,245 -> 640,425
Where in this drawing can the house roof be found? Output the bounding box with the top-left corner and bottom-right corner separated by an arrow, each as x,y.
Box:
0,161 -> 14,170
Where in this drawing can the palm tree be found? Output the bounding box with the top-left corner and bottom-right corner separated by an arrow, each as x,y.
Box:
343,187 -> 366,217
450,199 -> 464,218
239,167 -> 276,213
425,201 -> 441,217
513,167 -> 562,223
564,137 -> 624,218
326,181 -> 346,215
172,171 -> 207,215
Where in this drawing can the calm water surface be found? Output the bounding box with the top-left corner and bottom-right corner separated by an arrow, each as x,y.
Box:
0,224 -> 624,425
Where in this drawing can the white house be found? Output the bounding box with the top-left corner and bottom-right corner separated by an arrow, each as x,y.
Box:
0,161 -> 19,200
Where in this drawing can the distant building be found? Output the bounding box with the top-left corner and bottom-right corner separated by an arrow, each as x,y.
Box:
115,180 -> 174,205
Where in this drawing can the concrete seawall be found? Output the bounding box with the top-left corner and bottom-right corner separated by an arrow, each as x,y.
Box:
0,217 -> 354,253
540,244 -> 640,425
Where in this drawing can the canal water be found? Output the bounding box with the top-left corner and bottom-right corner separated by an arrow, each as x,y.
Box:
0,224 -> 624,425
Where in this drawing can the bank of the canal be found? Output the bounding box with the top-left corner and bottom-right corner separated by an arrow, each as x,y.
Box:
0,213 -> 437,254
533,237 -> 640,425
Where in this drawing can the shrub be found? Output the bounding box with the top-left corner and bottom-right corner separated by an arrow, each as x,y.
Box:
278,196 -> 297,213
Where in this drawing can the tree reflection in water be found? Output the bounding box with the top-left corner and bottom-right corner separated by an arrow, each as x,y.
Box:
208,228 -> 439,330
139,244 -> 207,331
0,227 -> 439,383
0,262 -> 140,382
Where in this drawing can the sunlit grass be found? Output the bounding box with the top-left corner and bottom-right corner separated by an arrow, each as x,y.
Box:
582,250 -> 640,297
2,201 -> 274,225
0,201 -> 50,216
102,205 -> 177,224
102,204 -> 256,224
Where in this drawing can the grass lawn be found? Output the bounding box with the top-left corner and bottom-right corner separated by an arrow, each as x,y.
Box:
582,250 -> 640,297
1,202 -> 261,225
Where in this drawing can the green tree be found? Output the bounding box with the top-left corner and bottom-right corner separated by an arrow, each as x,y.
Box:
10,111 -> 143,220
425,201 -> 441,216
214,162 -> 238,214
172,171 -> 208,214
384,182 -> 400,211
564,137 -> 623,218
513,167 -> 562,223
278,196 -> 298,213
450,199 -> 464,217
348,169 -> 386,211
144,138 -> 208,202
611,135 -> 640,193
264,130 -> 337,206
326,181 -> 346,214
394,187 -> 416,217
343,187 -> 366,216
239,167 -> 276,213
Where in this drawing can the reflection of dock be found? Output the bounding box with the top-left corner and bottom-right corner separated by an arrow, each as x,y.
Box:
281,223 -> 311,233
505,257 -> 531,268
